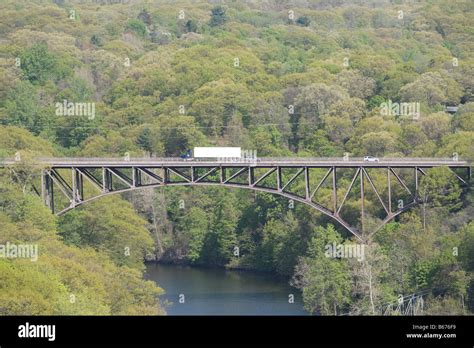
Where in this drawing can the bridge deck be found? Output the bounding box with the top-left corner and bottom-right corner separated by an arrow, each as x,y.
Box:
0,157 -> 470,168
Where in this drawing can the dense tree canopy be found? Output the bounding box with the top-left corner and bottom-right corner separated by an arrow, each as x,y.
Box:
0,0 -> 472,315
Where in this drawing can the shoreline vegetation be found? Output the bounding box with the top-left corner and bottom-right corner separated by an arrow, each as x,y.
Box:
145,259 -> 294,280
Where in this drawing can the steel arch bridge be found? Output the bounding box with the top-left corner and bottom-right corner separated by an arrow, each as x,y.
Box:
1,157 -> 471,240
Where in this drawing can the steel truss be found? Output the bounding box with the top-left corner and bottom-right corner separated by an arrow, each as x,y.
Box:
37,161 -> 471,240
381,291 -> 428,316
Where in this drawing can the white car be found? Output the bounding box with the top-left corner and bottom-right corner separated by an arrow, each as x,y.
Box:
364,156 -> 379,162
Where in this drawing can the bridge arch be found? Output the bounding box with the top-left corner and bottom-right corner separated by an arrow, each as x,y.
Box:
52,179 -> 417,242
21,158 -> 470,241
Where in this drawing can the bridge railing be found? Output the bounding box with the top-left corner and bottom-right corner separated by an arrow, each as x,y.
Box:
0,157 -> 469,165
260,157 -> 461,162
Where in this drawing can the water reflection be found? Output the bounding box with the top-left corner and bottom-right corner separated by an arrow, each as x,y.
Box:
145,263 -> 308,315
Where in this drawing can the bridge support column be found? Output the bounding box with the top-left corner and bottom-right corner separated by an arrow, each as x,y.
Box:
305,167 -> 310,200
415,167 -> 419,199
41,170 -> 54,213
103,168 -> 113,192
387,168 -> 392,214
360,167 -> 364,234
164,167 -> 169,184
220,166 -> 225,183
102,168 -> 107,192
132,167 -> 136,187
72,168 -> 83,204
332,167 -> 337,214
276,166 -> 282,191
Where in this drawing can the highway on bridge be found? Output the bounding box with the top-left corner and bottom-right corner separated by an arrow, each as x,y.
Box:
0,157 -> 471,168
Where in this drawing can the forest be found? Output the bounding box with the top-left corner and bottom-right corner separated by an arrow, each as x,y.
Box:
0,0 -> 473,315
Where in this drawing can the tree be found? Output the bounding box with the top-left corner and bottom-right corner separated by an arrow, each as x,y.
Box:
453,103 -> 474,132
359,131 -> 398,156
90,34 -> 102,46
401,123 -> 429,153
335,69 -> 376,100
260,212 -> 302,275
322,115 -> 352,143
126,19 -> 147,38
295,84 -> 348,125
3,81 -> 46,134
0,176 -> 165,315
400,72 -> 462,107
209,6 -> 228,27
438,131 -> 474,160
137,127 -> 153,155
291,225 -> 351,315
182,207 -> 209,263
296,16 -> 311,27
420,112 -> 452,143
19,43 -> 58,84
78,131 -> 138,157
185,19 -> 198,33
0,126 -> 54,156
155,115 -> 206,156
137,9 -> 152,26
460,222 -> 474,312
190,79 -> 254,136
349,241 -> 390,315
294,83 -> 348,148
419,167 -> 462,217
58,196 -> 155,270
200,192 -> 239,266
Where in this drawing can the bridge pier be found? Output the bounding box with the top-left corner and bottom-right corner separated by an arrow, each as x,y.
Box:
41,170 -> 54,213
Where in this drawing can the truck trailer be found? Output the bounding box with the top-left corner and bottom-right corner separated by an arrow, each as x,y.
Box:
193,147 -> 241,158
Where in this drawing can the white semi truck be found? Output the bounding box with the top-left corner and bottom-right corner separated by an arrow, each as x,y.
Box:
180,147 -> 241,160
193,147 -> 241,158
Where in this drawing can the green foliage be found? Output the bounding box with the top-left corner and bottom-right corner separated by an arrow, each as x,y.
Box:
460,222 -> 474,272
296,16 -> 311,27
0,126 -> 55,155
19,43 -> 59,84
412,260 -> 435,289
292,225 -> 351,315
3,81 -> 46,134
419,167 -> 462,211
125,19 -> 147,38
185,20 -> 198,33
209,6 -> 228,27
260,213 -> 302,275
0,177 -> 164,315
90,34 -> 102,46
137,9 -> 152,26
79,131 -> 138,157
200,192 -> 239,266
58,196 -> 155,270
0,0 -> 473,316
182,207 -> 208,263
137,127 -> 153,155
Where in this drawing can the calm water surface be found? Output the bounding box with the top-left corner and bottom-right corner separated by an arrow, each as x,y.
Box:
145,263 -> 308,315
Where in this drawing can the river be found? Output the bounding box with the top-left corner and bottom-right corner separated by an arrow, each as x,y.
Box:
145,263 -> 308,315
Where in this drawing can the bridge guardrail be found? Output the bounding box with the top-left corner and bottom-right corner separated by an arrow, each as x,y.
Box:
0,157 -> 470,165
16,157 -> 471,161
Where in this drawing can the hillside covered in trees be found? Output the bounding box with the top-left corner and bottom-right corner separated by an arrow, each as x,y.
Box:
0,0 -> 473,315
